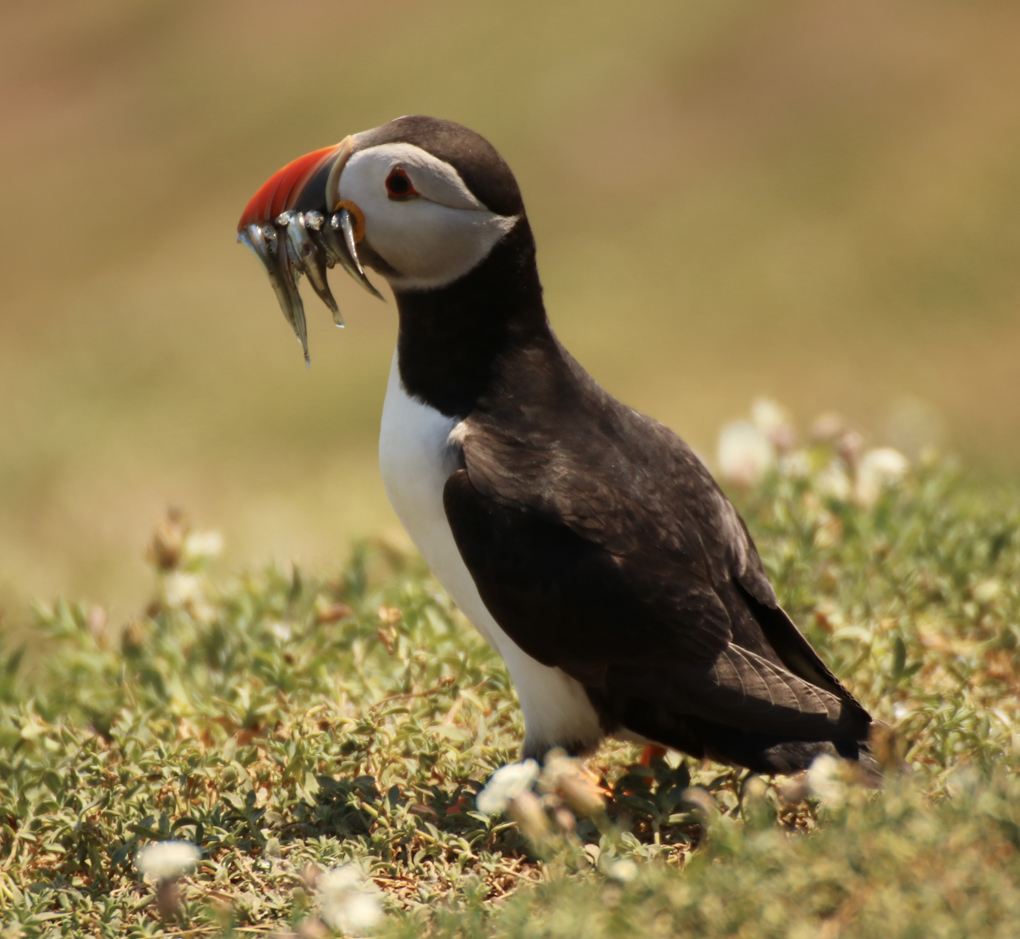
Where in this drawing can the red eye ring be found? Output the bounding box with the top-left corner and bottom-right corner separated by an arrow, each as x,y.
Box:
385,166 -> 418,200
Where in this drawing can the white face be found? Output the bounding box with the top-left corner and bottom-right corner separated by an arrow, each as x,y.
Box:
338,140 -> 520,291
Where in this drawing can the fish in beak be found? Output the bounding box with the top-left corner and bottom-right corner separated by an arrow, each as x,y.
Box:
237,136 -> 382,364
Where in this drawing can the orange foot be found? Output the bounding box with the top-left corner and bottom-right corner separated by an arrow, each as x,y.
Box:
639,745 -> 668,767
445,795 -> 470,815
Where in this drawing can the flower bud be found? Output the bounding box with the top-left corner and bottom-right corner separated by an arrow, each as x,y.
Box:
508,790 -> 551,843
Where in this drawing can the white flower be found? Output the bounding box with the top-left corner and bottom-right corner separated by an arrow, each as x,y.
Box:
973,578 -> 1002,604
810,411 -> 846,444
606,858 -> 639,883
806,754 -> 846,806
541,750 -> 604,816
751,398 -> 795,452
317,864 -> 383,935
163,572 -> 202,607
855,447 -> 908,507
183,529 -> 224,561
816,459 -> 851,501
778,449 -> 811,479
717,420 -> 775,486
476,760 -> 540,815
136,841 -> 201,881
775,772 -> 810,805
507,789 -> 552,842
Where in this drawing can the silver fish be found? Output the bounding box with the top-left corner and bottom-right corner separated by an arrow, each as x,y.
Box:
238,222 -> 308,363
332,210 -> 384,300
275,229 -> 309,365
280,211 -> 341,322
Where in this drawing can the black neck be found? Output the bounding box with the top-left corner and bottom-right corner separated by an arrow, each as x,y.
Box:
393,219 -> 550,418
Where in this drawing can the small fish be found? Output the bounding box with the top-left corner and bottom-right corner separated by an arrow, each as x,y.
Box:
274,230 -> 309,365
238,222 -> 308,362
280,211 -> 341,323
332,210 -> 384,300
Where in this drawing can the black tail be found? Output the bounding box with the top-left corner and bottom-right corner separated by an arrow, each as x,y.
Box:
619,703 -> 878,778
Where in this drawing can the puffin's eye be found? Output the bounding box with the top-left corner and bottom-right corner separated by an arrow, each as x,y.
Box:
385,167 -> 418,201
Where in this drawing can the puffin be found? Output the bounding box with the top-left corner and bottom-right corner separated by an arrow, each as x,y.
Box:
237,115 -> 872,774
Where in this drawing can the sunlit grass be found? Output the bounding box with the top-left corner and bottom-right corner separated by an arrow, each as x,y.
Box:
1,452 -> 1017,936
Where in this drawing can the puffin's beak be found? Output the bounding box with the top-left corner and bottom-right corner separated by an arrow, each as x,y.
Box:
237,135 -> 382,364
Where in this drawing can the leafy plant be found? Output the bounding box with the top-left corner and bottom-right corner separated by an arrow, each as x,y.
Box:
1,455 -> 1018,937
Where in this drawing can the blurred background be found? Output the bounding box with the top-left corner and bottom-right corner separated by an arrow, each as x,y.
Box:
1,0 -> 1018,619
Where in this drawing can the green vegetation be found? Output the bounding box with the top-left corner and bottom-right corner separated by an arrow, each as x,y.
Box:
1,455 -> 1018,937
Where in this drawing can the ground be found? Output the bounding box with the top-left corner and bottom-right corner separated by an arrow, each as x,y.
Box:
1,452 -> 1019,938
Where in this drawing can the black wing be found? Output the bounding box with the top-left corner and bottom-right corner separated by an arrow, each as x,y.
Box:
443,344 -> 870,768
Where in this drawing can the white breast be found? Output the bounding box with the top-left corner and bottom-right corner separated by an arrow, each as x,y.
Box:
378,349 -> 603,757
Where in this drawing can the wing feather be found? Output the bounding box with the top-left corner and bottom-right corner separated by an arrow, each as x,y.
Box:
441,338 -> 870,748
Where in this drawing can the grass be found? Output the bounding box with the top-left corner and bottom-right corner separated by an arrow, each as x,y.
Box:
1,449 -> 1019,937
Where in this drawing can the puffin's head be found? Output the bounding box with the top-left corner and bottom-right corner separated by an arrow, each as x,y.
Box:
238,116 -> 525,362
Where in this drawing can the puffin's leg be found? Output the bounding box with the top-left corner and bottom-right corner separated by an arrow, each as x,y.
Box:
639,745 -> 668,767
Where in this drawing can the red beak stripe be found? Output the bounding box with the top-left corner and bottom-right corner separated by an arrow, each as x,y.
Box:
237,144 -> 343,231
